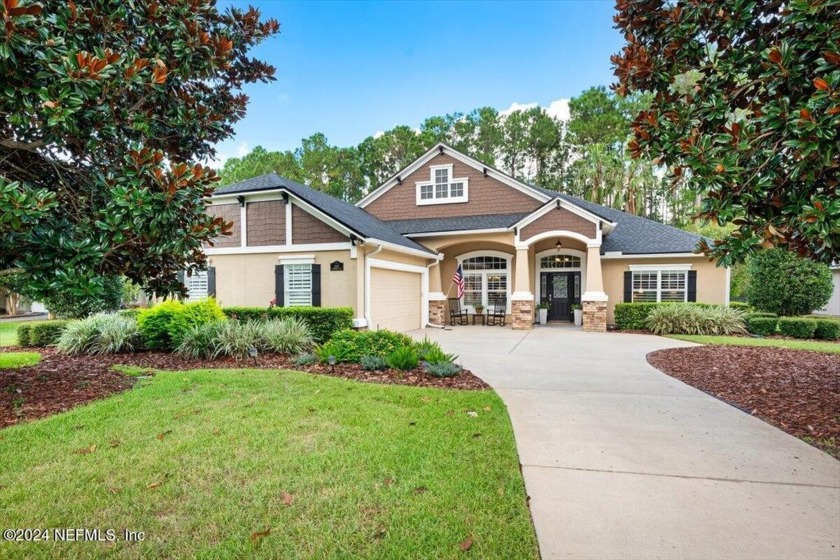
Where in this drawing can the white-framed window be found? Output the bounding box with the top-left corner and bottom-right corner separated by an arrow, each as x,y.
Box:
285,264 -> 312,306
540,255 -> 582,269
186,271 -> 208,301
630,266 -> 689,302
459,253 -> 510,311
416,164 -> 468,205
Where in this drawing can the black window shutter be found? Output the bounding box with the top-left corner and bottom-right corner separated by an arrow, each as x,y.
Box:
275,265 -> 285,307
687,270 -> 697,302
623,271 -> 632,303
311,264 -> 321,307
207,267 -> 216,297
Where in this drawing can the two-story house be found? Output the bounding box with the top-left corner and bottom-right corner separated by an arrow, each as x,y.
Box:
197,144 -> 729,332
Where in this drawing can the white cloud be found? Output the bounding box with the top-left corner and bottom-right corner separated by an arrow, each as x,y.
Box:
210,141 -> 249,167
500,98 -> 570,121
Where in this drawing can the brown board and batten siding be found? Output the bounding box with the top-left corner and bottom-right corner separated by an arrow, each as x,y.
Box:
363,153 -> 543,221
246,200 -> 286,246
520,207 -> 597,241
292,205 -> 347,244
206,203 -> 241,248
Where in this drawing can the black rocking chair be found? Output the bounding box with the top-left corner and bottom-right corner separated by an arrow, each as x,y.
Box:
488,297 -> 507,327
448,298 -> 468,326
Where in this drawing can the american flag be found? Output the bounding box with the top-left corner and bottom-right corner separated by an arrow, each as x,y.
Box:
453,264 -> 465,298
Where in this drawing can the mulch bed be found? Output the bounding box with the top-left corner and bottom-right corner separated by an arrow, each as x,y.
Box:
648,346 -> 840,456
0,347 -> 489,429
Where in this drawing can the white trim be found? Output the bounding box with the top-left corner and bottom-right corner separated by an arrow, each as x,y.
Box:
239,203 -> 247,247
455,250 -> 513,313
515,229 -> 596,249
415,164 -> 469,206
512,198 -> 606,231
211,188 -> 285,200
285,199 -> 292,243
511,292 -> 535,301
406,228 -> 509,238
357,143 -> 550,208
278,255 -> 315,265
534,248 -> 587,308
427,291 -> 447,301
581,292 -> 609,302
204,242 -> 352,255
241,192 -> 284,203
365,257 -> 428,331
628,263 -> 692,271
352,318 -> 368,328
365,237 -> 439,260
601,252 -> 701,259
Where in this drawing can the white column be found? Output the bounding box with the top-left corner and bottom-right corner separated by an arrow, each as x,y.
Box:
582,244 -> 608,301
511,247 -> 533,301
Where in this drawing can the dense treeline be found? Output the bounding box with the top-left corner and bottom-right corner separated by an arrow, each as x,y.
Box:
217,86 -> 698,225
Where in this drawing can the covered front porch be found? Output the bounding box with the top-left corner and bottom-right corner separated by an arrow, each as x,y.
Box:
422,223 -> 608,332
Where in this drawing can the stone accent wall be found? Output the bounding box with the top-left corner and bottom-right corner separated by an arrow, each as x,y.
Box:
364,152 -> 543,220
206,203 -> 240,248
428,300 -> 445,326
246,200 -> 285,246
520,206 -> 597,241
511,300 -> 534,330
292,204 -> 347,244
582,301 -> 607,332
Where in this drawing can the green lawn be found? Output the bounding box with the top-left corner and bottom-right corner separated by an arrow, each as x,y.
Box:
0,352 -> 40,368
0,369 -> 538,559
0,320 -> 20,347
668,334 -> 840,354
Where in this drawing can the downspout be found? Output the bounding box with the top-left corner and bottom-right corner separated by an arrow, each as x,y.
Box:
426,255 -> 445,329
364,244 -> 384,327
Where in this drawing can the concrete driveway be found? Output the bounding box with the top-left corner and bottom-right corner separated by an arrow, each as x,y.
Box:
414,326 -> 840,560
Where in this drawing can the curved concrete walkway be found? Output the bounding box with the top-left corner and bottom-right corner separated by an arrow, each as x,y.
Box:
415,326 -> 840,560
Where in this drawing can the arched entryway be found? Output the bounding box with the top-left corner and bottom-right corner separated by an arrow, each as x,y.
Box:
535,248 -> 585,322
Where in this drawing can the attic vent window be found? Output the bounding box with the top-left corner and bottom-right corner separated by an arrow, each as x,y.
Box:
416,164 -> 468,205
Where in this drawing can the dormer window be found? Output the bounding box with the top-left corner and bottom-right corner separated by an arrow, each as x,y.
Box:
416,164 -> 468,205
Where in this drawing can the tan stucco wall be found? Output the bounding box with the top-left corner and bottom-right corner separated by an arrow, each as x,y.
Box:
210,249 -> 358,311
601,256 -> 728,324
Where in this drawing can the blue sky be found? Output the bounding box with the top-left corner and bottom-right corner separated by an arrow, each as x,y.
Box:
215,0 -> 623,163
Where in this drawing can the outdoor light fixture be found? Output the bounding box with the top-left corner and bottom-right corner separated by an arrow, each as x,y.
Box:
555,238 -> 563,251
328,355 -> 336,373
237,195 -> 245,207
248,346 -> 258,366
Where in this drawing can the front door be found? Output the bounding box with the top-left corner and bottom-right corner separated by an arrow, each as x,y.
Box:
541,272 -> 581,321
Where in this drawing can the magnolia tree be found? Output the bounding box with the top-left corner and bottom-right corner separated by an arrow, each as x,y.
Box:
613,0 -> 840,265
0,0 -> 279,309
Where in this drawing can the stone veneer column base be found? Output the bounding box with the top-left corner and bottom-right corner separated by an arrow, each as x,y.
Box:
428,300 -> 445,326
582,301 -> 607,332
511,300 -> 534,330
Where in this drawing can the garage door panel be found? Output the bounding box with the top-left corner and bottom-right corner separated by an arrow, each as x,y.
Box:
370,268 -> 422,332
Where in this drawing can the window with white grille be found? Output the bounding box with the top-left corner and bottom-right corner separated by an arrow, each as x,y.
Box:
459,254 -> 509,311
285,264 -> 312,306
632,269 -> 688,303
416,164 -> 468,205
186,271 -> 208,301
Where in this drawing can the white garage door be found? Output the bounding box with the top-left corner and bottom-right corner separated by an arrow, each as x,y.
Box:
370,268 -> 422,332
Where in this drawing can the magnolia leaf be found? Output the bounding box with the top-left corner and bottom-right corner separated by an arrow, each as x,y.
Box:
459,536 -> 474,551
249,528 -> 270,542
282,492 -> 294,506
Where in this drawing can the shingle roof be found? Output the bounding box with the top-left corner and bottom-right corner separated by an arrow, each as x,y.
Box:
532,187 -> 704,255
385,213 -> 530,235
214,174 -> 435,255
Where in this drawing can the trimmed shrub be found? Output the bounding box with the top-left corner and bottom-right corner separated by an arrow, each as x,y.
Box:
22,320 -> 71,347
294,352 -> 316,366
424,361 -> 462,378
138,298 -> 225,350
778,317 -> 818,339
745,311 -> 777,319
729,302 -> 751,311
326,329 -> 413,363
747,249 -> 833,315
746,316 -> 778,336
56,314 -> 141,355
387,346 -> 419,371
260,318 -> 313,355
645,304 -> 747,335
360,354 -> 389,371
315,339 -> 355,364
814,319 -> 840,340
223,306 -> 353,342
614,303 -> 661,330
37,274 -> 123,319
